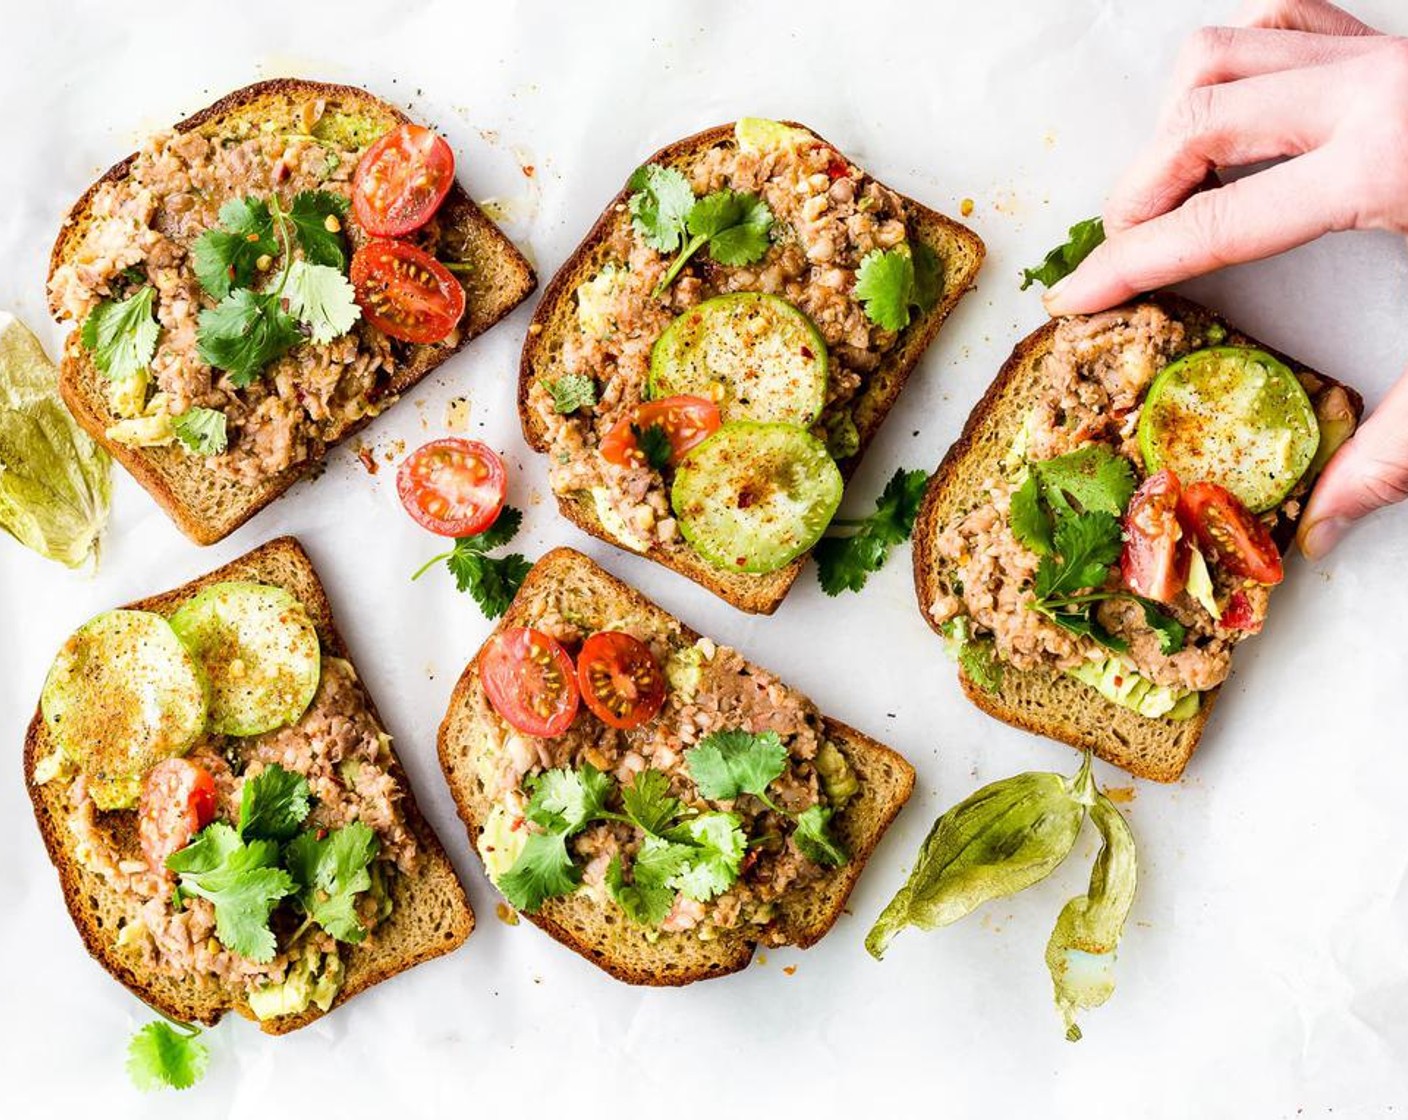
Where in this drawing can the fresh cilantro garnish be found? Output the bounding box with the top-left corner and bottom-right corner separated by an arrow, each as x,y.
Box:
1035,511 -> 1124,602
686,729 -> 789,802
284,821 -> 379,943
283,260 -> 360,345
191,197 -> 277,299
411,506 -> 531,619
816,468 -> 929,595
166,822 -> 296,962
667,812 -> 747,901
525,765 -> 614,832
546,373 -> 598,414
685,190 -> 774,266
620,769 -> 682,836
127,1020 -> 208,1092
171,407 -> 228,456
1021,216 -> 1106,291
793,804 -> 846,868
287,191 -> 351,269
626,163 -> 695,252
854,243 -> 941,332
197,288 -> 301,387
605,837 -> 692,926
236,763 -> 311,842
957,636 -> 1005,694
498,829 -> 581,913
633,422 -> 674,471
80,287 -> 158,380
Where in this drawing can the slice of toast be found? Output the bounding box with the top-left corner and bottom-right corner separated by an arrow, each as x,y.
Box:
48,78 -> 537,546
23,536 -> 474,1033
913,293 -> 1364,782
437,547 -> 916,984
519,123 -> 984,615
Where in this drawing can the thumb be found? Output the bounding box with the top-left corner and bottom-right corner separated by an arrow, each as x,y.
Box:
1299,371 -> 1408,558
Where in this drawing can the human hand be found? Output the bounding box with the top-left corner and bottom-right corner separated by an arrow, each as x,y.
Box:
1042,0 -> 1408,558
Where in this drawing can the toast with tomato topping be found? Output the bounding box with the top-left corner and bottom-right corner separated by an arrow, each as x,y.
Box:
913,293 -> 1363,781
23,537 -> 473,1033
438,548 -> 916,984
519,121 -> 983,614
47,78 -> 535,545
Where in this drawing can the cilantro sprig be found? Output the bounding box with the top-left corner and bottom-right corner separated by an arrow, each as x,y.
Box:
854,243 -> 941,332
81,286 -> 158,381
411,505 -> 531,619
627,163 -> 775,297
127,1019 -> 209,1092
1020,216 -> 1105,291
815,468 -> 929,595
171,407 -> 228,456
633,422 -> 674,471
546,373 -> 598,415
1012,447 -> 1185,655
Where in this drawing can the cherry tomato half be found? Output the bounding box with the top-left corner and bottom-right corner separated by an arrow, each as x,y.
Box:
351,239 -> 466,344
1179,481 -> 1284,585
397,438 -> 507,538
599,395 -> 721,470
1219,589 -> 1265,633
1120,469 -> 1190,604
480,627 -> 580,738
576,632 -> 667,731
138,758 -> 217,875
352,123 -> 456,237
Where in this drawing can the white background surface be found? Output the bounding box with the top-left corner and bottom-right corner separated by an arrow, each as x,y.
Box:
2,1 -> 1407,1116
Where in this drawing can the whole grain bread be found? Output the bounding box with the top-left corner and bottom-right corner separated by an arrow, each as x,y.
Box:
912,293 -> 1363,782
23,536 -> 474,1033
519,123 -> 984,615
48,78 -> 536,546
437,547 -> 915,984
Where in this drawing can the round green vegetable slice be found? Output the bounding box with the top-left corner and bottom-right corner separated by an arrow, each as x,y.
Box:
41,609 -> 208,809
649,293 -> 828,426
1138,346 -> 1319,512
169,581 -> 321,737
672,421 -> 843,574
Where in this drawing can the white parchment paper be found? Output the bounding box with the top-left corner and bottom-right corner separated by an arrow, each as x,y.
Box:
3,2 -> 1407,1116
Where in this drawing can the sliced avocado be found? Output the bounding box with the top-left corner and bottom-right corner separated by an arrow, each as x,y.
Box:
575,264 -> 626,338
816,741 -> 859,809
478,803 -> 528,882
248,945 -> 344,1020
1185,546 -> 1220,620
590,486 -> 652,553
735,118 -> 813,153
310,111 -> 388,151
665,642 -> 706,702
1065,658 -> 1199,720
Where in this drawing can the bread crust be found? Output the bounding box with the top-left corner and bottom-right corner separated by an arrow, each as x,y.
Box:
519,122 -> 984,614
48,78 -> 537,546
437,547 -> 916,985
23,536 -> 474,1033
912,293 -> 1364,782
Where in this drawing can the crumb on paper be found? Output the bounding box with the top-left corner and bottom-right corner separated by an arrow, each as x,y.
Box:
384,438 -> 405,462
1104,786 -> 1136,804
495,902 -> 520,926
960,197 -> 975,217
1043,129 -> 1057,149
756,952 -> 768,966
782,965 -> 797,977
530,489 -> 543,507
446,397 -> 472,432
356,444 -> 378,474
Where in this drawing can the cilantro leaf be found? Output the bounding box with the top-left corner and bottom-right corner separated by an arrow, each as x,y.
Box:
454,505 -> 523,555
191,197 -> 277,298
197,289 -> 301,386
627,164 -> 695,253
1139,598 -> 1187,656
498,829 -> 580,913
166,823 -> 295,962
546,373 -> 598,414
1034,511 -> 1123,599
525,765 -> 613,832
912,241 -> 943,311
1021,217 -> 1106,291
447,552 -> 532,618
668,812 -> 747,901
127,1021 -> 208,1092
606,837 -> 692,926
287,191 -> 351,269
1009,472 -> 1054,555
1030,446 -> 1136,517
633,422 -> 673,471
685,729 -> 789,802
686,190 -> 774,266
171,407 -> 228,456
957,637 -> 1005,694
283,260 -> 360,345
80,287 -> 158,380
284,821 -> 379,943
620,769 -> 683,836
236,763 -> 311,842
854,244 -> 938,332
815,468 -> 930,596
793,803 -> 847,867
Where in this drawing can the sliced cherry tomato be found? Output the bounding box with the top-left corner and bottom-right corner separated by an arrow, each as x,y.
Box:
1220,589 -> 1265,633
397,438 -> 507,538
351,239 -> 466,344
576,632 -> 666,731
352,123 -> 456,237
1179,481 -> 1284,585
480,627 -> 579,738
138,758 -> 217,875
599,396 -> 721,470
1120,469 -> 1190,604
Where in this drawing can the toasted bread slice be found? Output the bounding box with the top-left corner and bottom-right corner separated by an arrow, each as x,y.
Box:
519,123 -> 984,614
913,293 -> 1363,782
49,78 -> 536,545
438,547 -> 915,984
23,537 -> 473,1033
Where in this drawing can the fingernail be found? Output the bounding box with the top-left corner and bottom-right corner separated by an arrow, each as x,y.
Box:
1041,277 -> 1069,312
1300,516 -> 1349,560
